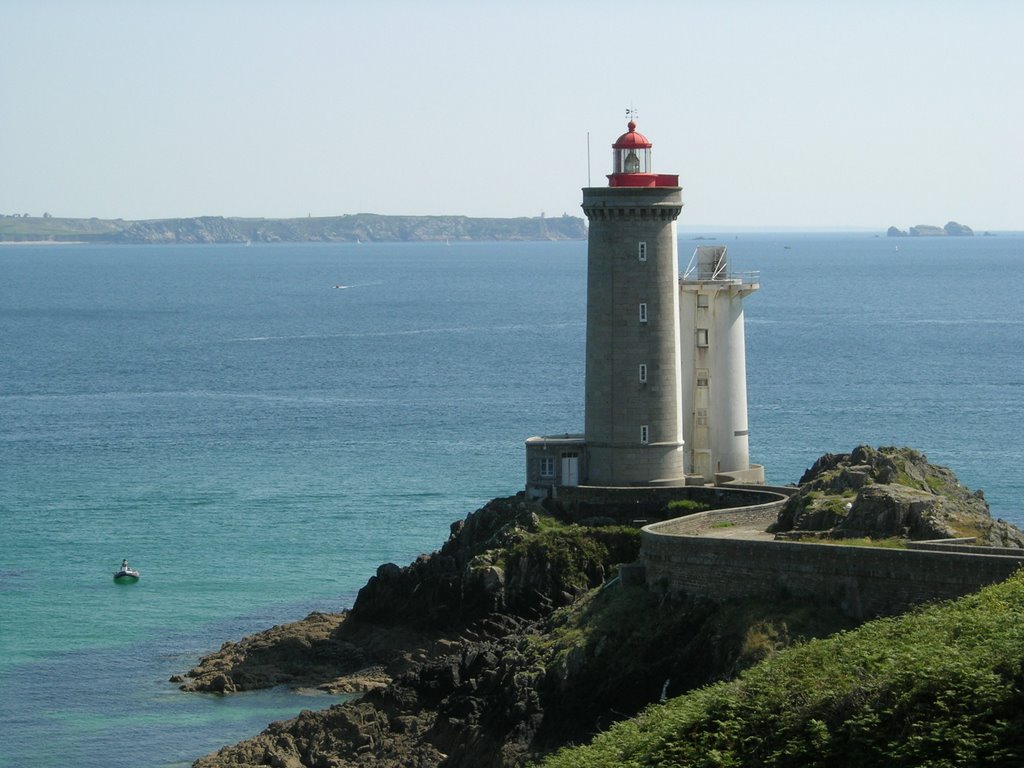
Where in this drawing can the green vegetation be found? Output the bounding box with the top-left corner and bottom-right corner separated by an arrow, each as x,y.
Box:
530,585 -> 662,668
795,536 -> 907,549
504,517 -> 641,594
539,572 -> 1024,768
949,520 -> 989,542
0,215 -> 124,241
667,499 -> 712,514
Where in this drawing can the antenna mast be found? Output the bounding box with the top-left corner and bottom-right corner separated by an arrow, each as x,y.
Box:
587,131 -> 591,187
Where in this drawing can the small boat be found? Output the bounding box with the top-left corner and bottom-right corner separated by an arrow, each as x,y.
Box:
113,559 -> 140,583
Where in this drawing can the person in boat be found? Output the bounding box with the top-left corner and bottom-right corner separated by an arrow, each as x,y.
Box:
121,559 -> 129,571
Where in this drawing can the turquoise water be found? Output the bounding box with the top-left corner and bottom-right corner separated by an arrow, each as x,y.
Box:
1,235 -> 1022,766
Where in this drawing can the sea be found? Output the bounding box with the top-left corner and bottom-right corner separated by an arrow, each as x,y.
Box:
1,232 -> 1022,767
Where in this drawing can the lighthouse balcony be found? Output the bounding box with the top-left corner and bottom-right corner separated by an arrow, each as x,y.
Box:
679,275 -> 761,298
682,245 -> 759,292
608,172 -> 680,188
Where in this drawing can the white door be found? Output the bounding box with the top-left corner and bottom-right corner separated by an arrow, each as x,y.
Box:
561,453 -> 579,486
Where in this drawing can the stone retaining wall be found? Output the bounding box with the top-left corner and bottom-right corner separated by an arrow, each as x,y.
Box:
553,484 -> 785,523
642,508 -> 1024,619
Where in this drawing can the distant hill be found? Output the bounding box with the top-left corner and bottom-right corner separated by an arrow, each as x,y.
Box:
0,213 -> 587,244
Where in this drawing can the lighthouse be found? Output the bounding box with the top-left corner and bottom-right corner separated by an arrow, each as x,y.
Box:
580,120 -> 686,486
524,118 -> 762,498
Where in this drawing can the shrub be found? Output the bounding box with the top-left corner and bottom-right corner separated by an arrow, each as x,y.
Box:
538,572 -> 1024,768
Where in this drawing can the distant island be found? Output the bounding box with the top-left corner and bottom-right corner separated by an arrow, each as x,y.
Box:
0,213 -> 587,244
887,221 -> 974,237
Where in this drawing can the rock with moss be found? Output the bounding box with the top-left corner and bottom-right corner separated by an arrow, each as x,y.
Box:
348,497 -> 638,628
184,496 -> 854,768
775,445 -> 1024,546
175,497 -> 640,693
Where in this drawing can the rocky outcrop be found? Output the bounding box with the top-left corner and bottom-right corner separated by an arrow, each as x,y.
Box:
888,222 -> 974,237
183,497 -> 854,767
943,220 -> 974,236
174,498 -> 640,696
170,611 -> 427,695
775,445 -> 1024,546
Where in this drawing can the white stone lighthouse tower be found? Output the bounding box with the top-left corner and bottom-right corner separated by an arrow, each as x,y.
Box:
580,120 -> 686,486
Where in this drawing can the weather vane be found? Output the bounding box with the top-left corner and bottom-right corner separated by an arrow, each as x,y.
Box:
625,105 -> 638,121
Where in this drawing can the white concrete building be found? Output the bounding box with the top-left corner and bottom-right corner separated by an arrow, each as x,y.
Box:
679,246 -> 764,484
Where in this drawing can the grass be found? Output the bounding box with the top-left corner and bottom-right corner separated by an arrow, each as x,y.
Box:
811,536 -> 908,549
667,499 -> 712,514
537,571 -> 1024,768
500,514 -> 641,595
535,585 -> 657,666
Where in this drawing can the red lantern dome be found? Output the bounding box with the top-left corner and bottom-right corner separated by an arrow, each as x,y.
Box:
613,120 -> 652,151
607,120 -> 679,188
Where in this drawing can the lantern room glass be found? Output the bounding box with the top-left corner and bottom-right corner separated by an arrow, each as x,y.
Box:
614,146 -> 651,174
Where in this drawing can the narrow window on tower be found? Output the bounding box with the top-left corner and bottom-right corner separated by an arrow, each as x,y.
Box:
697,294 -> 709,309
696,328 -> 709,347
639,303 -> 648,323
638,241 -> 647,261
639,363 -> 648,383
640,425 -> 649,444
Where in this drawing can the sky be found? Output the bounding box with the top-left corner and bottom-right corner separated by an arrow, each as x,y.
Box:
3,0 -> 1022,230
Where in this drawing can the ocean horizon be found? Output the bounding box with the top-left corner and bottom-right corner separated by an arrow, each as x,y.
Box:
2,232 -> 1022,766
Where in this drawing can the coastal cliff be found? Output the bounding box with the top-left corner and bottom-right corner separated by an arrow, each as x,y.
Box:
0,213 -> 586,244
180,449 -> 1024,767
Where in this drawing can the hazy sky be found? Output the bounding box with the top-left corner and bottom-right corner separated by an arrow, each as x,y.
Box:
3,0 -> 1022,229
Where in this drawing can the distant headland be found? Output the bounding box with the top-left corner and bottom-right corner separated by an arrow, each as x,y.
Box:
0,213 -> 587,244
887,221 -> 977,237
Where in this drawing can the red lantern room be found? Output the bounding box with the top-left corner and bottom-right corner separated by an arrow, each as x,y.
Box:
608,120 -> 679,188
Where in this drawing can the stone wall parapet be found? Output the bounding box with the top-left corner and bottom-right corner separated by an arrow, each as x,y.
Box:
641,493 -> 1024,619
